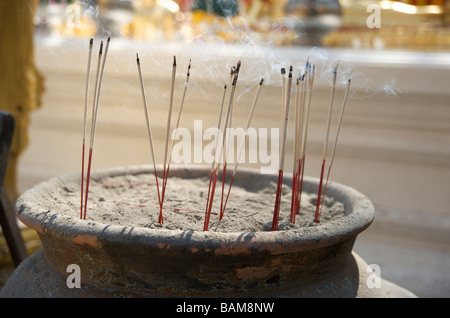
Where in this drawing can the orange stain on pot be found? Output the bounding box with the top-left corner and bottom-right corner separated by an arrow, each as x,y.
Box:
71,234 -> 101,247
236,266 -> 270,280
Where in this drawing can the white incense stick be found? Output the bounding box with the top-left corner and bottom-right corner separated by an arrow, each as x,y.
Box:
159,56 -> 177,224
319,77 -> 352,216
290,73 -> 304,223
205,84 -> 227,220
271,65 -> 293,231
296,62 -> 315,220
80,38 -> 93,219
164,60 -> 191,194
314,63 -> 338,223
280,68 -> 286,146
279,66 -> 293,172
219,61 -> 241,220
162,56 -> 177,180
136,53 -> 162,210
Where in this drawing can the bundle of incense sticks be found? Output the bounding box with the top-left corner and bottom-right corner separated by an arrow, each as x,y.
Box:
79,40 -> 352,230
80,37 -> 110,220
273,61 -> 353,230
203,61 -> 241,231
137,55 -> 192,225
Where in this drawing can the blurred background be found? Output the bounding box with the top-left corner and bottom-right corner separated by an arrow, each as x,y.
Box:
0,0 -> 449,297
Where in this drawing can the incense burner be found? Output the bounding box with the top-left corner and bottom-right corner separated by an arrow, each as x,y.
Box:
0,165 -> 415,297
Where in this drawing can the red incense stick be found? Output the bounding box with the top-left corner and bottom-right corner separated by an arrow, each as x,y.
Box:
83,37 -> 110,220
314,64 -> 338,223
271,66 -> 293,231
136,53 -> 162,213
80,38 -> 93,219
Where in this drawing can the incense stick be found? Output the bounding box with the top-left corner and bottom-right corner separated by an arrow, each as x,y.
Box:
314,63 -> 338,223
271,65 -> 293,231
319,77 -> 352,217
290,73 -> 304,224
159,56 -> 177,224
296,62 -> 315,221
83,37 -> 110,220
163,59 -> 191,207
136,53 -> 162,213
80,38 -> 93,220
220,78 -> 264,220
205,84 -> 227,229
218,61 -> 241,224
280,68 -> 286,147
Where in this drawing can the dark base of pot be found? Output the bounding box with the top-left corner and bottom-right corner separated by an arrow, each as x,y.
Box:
0,248 -> 416,298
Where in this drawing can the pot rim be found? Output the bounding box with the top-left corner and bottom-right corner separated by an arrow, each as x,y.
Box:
16,164 -> 374,255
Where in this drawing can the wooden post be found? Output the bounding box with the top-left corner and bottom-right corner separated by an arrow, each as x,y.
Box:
0,112 -> 28,267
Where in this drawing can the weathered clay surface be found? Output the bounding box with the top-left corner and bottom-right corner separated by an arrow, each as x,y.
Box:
0,165 -> 416,297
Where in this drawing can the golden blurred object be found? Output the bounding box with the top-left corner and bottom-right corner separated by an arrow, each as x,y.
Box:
122,1 -> 180,41
56,15 -> 98,38
324,0 -> 450,51
323,25 -> 450,50
0,0 -> 45,201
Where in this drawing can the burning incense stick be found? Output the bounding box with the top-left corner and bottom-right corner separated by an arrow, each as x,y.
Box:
319,77 -> 352,216
290,73 -> 304,224
205,84 -> 227,225
280,67 -> 286,146
80,38 -> 93,220
220,78 -> 264,220
204,62 -> 240,231
219,61 -> 241,223
83,37 -> 110,220
136,53 -> 162,212
271,65 -> 293,231
314,63 -> 338,223
163,59 -> 191,201
159,56 -> 177,224
204,84 -> 227,230
297,62 -> 315,220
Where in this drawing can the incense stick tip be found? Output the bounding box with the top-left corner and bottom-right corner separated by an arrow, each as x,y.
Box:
259,78 -> 264,85
281,67 -> 286,75
232,75 -> 238,86
89,38 -> 93,45
173,56 -> 176,66
235,60 -> 241,73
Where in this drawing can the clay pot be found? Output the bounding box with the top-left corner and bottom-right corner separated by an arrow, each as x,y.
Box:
0,165 -> 415,297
